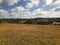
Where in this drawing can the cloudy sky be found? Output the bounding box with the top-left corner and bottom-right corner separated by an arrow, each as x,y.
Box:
0,0 -> 60,19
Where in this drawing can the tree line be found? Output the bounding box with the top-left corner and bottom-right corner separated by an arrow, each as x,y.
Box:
0,18 -> 60,25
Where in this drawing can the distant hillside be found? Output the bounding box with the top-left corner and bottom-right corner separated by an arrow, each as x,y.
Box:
0,18 -> 60,24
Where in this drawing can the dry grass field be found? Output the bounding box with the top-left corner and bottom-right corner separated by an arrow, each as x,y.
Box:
0,24 -> 60,45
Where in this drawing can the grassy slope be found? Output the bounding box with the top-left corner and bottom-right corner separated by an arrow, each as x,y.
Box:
0,24 -> 60,45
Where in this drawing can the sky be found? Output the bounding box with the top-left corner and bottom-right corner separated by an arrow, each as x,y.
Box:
0,0 -> 60,19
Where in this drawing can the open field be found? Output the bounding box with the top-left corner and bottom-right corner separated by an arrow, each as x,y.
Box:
0,24 -> 60,45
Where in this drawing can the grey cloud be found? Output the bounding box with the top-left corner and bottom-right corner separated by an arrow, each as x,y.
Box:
55,8 -> 60,11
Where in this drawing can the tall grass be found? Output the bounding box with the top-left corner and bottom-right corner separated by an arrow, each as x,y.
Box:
0,24 -> 60,45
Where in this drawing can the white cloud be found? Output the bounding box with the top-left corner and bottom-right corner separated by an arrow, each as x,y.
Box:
0,0 -> 20,5
50,6 -> 60,11
25,3 -> 34,9
45,11 -> 60,18
0,6 -> 60,19
0,0 -> 2,3
46,0 -> 60,5
45,0 -> 60,6
53,0 -> 60,4
46,0 -> 53,5
0,0 -> 60,19
0,9 -> 9,19
11,6 -> 25,12
11,6 -> 32,18
29,0 -> 40,6
26,7 -> 60,18
26,0 -> 40,8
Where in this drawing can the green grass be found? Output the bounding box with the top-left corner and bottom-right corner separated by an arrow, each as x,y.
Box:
0,24 -> 60,45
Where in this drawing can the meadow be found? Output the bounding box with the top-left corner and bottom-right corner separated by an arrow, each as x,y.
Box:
0,24 -> 60,45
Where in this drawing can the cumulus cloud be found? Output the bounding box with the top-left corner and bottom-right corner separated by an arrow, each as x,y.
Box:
46,0 -> 59,4
46,0 -> 60,5
0,0 -> 2,3
26,0 -> 40,8
50,6 -> 60,11
0,0 -> 20,5
46,0 -> 53,5
53,0 -> 60,4
11,6 -> 25,12
0,9 -> 9,19
32,8 -> 60,18
0,0 -> 60,19
11,6 -> 32,18
28,5 -> 60,18
0,7 -> 60,19
10,6 -> 60,18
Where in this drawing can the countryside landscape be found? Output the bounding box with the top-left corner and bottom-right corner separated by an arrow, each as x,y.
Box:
0,0 -> 60,45
0,18 -> 60,45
